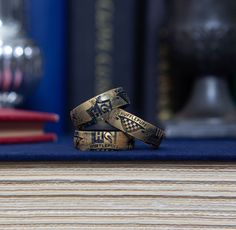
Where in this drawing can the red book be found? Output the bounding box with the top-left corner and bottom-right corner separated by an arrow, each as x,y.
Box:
0,109 -> 59,144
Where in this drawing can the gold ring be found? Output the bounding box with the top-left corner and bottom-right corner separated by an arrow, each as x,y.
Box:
104,108 -> 165,148
74,130 -> 134,151
70,87 -> 130,128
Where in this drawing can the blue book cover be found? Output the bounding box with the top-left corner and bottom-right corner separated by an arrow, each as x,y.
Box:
143,0 -> 165,124
24,0 -> 66,134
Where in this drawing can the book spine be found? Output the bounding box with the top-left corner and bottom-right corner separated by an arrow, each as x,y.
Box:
230,74 -> 236,104
0,133 -> 57,144
156,1 -> 196,122
142,0 -> 167,124
94,0 -> 114,94
143,0 -> 179,123
67,0 -> 139,130
157,44 -> 174,122
0,108 -> 59,122
24,0 -> 66,134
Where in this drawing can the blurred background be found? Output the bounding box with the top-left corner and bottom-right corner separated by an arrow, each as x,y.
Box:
1,0 -> 236,137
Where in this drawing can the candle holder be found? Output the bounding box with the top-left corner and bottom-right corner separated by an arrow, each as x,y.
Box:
0,0 -> 42,107
159,0 -> 236,137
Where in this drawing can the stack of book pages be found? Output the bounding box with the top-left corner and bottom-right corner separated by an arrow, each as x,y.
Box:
0,162 -> 235,229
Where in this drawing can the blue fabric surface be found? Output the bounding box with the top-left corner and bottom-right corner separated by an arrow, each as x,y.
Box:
0,136 -> 236,161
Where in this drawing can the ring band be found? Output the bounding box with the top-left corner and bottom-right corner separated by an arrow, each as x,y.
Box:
70,87 -> 130,128
104,108 -> 165,148
74,130 -> 134,151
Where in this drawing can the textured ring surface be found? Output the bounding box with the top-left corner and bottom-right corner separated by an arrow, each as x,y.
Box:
70,87 -> 130,128
104,108 -> 165,148
74,130 -> 134,151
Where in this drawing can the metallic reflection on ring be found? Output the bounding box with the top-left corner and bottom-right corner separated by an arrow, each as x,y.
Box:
74,130 -> 134,151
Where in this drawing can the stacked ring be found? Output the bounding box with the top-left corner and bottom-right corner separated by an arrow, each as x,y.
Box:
70,87 -> 130,128
74,130 -> 134,151
70,87 -> 165,151
104,108 -> 165,148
